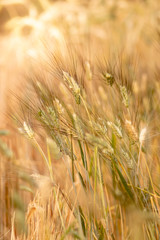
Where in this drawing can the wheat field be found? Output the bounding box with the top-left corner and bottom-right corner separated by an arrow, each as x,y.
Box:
0,0 -> 160,239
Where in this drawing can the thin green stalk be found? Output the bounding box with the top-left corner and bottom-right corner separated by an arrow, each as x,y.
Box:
81,95 -> 94,133
46,140 -> 54,182
97,148 -> 108,229
94,146 -> 98,213
32,138 -> 65,231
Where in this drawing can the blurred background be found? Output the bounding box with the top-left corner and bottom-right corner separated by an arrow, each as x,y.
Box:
0,0 -> 160,239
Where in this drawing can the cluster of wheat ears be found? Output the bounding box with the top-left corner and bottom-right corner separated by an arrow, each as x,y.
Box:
0,0 -> 160,239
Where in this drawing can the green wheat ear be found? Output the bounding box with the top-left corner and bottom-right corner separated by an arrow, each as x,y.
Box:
63,71 -> 81,104
107,120 -> 122,139
120,85 -> 129,108
0,139 -> 13,158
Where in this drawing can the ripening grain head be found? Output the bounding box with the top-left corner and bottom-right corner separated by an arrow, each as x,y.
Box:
139,127 -> 147,144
